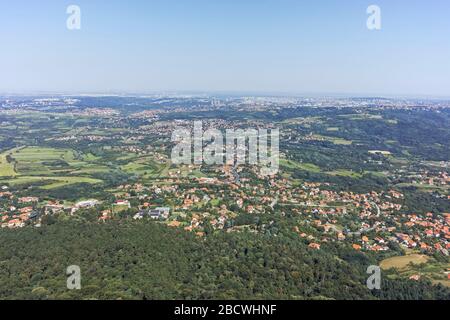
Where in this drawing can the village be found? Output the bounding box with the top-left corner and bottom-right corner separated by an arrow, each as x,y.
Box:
1,160 -> 449,259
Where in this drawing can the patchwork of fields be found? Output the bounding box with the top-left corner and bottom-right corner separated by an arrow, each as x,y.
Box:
0,147 -> 104,189
380,254 -> 430,269
0,146 -> 200,191
381,254 -> 450,287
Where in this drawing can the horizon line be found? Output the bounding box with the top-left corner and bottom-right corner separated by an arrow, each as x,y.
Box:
1,90 -> 450,101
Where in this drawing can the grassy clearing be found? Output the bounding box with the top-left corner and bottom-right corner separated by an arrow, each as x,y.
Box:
381,255 -> 449,287
41,177 -> 102,189
312,134 -> 353,145
120,157 -> 164,176
0,146 -> 105,190
385,120 -> 398,125
395,183 -> 449,192
365,171 -> 388,178
332,138 -> 353,145
280,159 -> 321,173
380,254 -> 430,270
0,151 -> 17,177
326,169 -> 362,178
340,114 -> 383,121
112,204 -> 130,214
71,167 -> 111,174
8,147 -> 83,176
432,279 -> 450,287
11,146 -> 75,162
369,150 -> 392,156
0,176 -> 102,189
83,153 -> 101,161
281,116 -> 323,125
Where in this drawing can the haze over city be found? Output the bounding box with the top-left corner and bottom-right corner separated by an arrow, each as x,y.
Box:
1,0 -> 450,97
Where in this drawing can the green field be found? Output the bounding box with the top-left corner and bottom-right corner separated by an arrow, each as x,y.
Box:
280,159 -> 321,173
380,254 -> 430,270
281,159 -> 377,180
0,147 -> 104,189
0,175 -> 102,189
0,150 -> 17,177
381,254 -> 449,287
396,183 -> 449,192
369,150 -> 392,156
120,156 -> 166,177
326,169 -> 362,179
340,114 -> 383,121
312,134 -> 353,145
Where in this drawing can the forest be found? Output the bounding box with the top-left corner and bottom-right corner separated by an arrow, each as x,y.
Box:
0,220 -> 448,300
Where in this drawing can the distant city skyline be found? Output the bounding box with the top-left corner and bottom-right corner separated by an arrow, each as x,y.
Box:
1,0 -> 450,97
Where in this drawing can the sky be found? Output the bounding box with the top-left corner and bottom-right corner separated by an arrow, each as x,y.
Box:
0,0 -> 449,97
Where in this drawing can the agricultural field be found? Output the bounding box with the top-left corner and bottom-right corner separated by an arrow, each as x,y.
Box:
326,169 -> 363,179
120,156 -> 166,177
312,134 -> 353,145
380,254 -> 430,270
280,159 -> 321,173
0,146 -> 104,189
381,254 -> 450,288
0,149 -> 16,176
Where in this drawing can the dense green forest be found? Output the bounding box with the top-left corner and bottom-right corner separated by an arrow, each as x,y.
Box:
0,220 -> 448,300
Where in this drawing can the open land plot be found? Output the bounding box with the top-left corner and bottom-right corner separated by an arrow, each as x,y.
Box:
380,254 -> 430,270
0,151 -> 17,177
0,146 -> 105,189
369,150 -> 392,156
326,169 -> 362,179
395,183 -> 449,193
120,156 -> 165,176
311,134 -> 353,145
339,114 -> 383,121
280,159 -> 321,173
281,116 -> 323,125
382,255 -> 450,287
0,175 -> 102,189
11,146 -> 76,162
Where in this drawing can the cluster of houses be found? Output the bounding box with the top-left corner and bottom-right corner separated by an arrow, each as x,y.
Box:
0,193 -> 40,228
133,207 -> 170,220
1,160 -> 449,260
406,170 -> 450,188
109,165 -> 449,258
167,165 -> 448,253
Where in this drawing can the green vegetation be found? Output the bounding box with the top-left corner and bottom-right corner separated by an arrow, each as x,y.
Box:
0,150 -> 16,177
0,96 -> 449,301
0,220 -> 448,300
0,147 -> 104,190
381,254 -> 450,288
280,159 -> 321,173
380,254 -> 430,270
326,169 -> 362,179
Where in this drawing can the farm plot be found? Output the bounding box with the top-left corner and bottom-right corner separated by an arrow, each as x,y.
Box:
0,147 -> 104,189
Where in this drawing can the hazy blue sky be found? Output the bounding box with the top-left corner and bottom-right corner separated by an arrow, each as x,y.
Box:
1,0 -> 449,96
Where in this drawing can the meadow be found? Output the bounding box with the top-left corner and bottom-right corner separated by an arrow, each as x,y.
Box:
381,254 -> 450,288
0,146 -> 103,189
380,254 -> 430,270
0,144 -> 198,193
